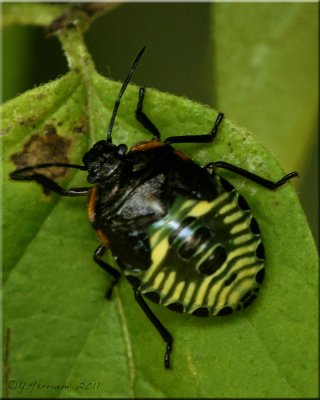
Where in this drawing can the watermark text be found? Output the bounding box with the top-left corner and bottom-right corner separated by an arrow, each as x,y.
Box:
8,379 -> 101,394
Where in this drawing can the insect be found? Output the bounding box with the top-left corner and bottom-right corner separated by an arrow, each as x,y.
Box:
10,46 -> 298,369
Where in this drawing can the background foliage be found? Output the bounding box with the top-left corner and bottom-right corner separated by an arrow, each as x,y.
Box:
2,2 -> 318,398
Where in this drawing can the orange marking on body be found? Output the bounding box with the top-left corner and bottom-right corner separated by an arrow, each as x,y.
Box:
97,229 -> 110,247
174,149 -> 189,161
130,140 -> 167,152
87,187 -> 97,223
87,188 -> 109,247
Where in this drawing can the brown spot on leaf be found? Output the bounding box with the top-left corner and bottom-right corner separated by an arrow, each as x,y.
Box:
19,117 -> 36,128
11,127 -> 72,181
72,118 -> 88,135
43,124 -> 57,136
46,3 -> 119,36
46,11 -> 78,36
36,93 -> 44,101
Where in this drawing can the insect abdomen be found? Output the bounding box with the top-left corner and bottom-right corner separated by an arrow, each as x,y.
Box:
125,176 -> 265,317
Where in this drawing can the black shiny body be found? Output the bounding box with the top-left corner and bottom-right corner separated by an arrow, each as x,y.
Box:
89,142 -> 217,270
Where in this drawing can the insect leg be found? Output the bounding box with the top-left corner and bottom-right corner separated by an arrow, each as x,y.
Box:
134,290 -> 173,369
205,161 -> 298,189
10,163 -> 89,196
165,112 -> 224,144
94,245 -> 121,299
10,172 -> 89,196
135,87 -> 161,140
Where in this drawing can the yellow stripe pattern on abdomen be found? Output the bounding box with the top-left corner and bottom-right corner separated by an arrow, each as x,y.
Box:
124,176 -> 265,317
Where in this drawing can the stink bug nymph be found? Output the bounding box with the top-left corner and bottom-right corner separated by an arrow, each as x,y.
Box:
10,46 -> 298,369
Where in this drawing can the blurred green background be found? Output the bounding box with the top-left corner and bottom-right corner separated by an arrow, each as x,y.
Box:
2,2 -> 318,246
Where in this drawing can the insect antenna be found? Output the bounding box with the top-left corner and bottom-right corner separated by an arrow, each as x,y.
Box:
106,46 -> 146,143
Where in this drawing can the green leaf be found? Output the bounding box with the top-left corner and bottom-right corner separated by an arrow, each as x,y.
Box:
1,2 -> 120,33
2,33 -> 317,398
1,3 -> 71,28
212,2 -> 318,174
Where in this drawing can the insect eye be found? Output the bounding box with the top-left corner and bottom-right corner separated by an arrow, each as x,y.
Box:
117,144 -> 127,155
